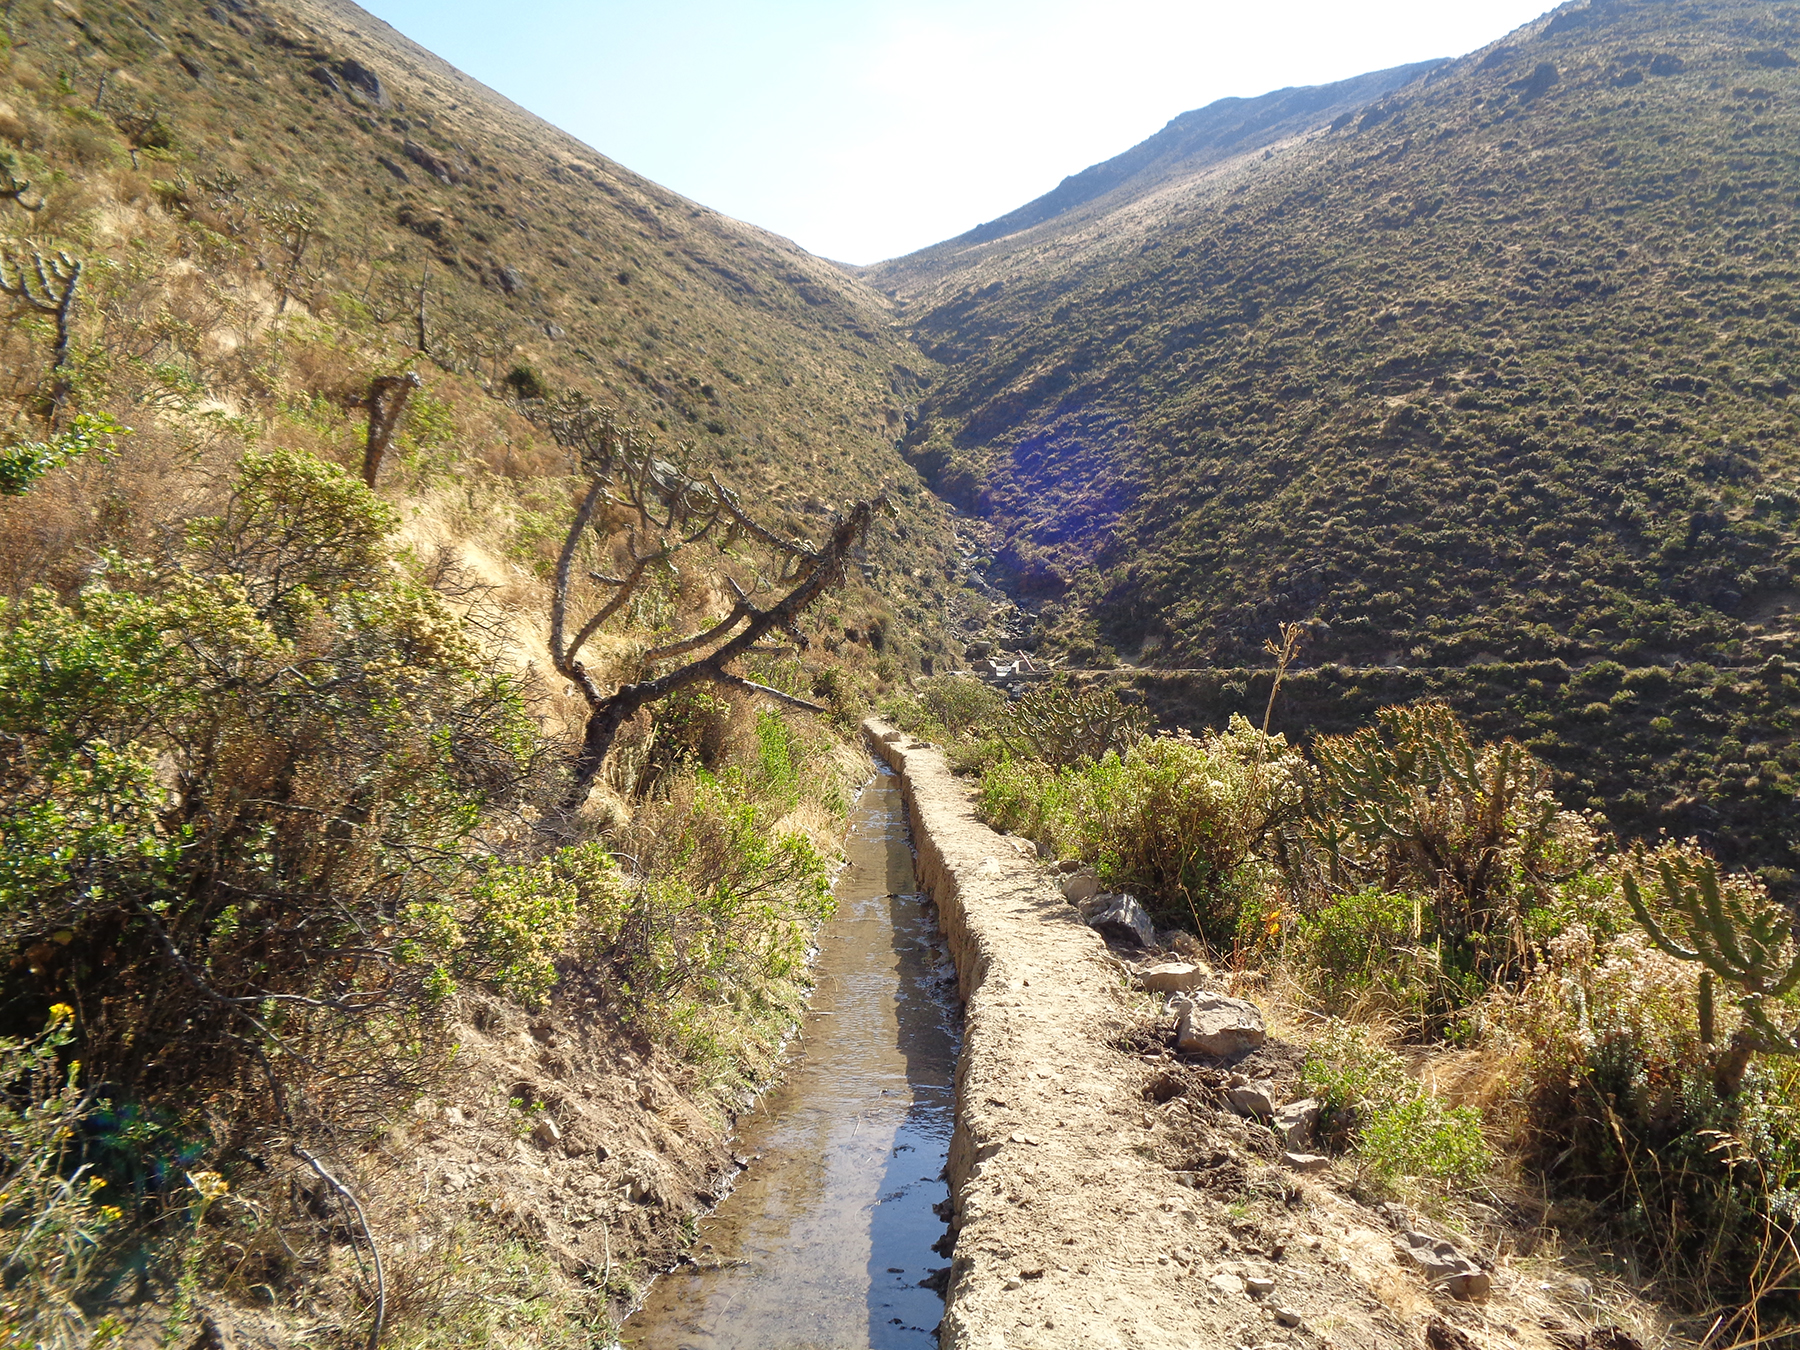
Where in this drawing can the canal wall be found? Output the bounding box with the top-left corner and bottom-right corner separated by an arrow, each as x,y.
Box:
864,719 -> 1232,1349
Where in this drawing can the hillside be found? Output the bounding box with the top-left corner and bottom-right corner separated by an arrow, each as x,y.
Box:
0,0 -> 960,665
870,0 -> 1800,887
0,1 -> 964,1342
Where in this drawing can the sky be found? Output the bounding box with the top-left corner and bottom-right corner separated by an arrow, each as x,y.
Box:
356,0 -> 1557,266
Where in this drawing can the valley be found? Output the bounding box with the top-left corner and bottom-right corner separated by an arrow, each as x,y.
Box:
2,0 -> 1799,1346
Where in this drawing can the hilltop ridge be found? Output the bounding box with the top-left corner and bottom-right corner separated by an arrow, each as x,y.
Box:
867,57 -> 1445,295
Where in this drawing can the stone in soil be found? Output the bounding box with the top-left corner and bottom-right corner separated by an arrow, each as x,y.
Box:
1171,993 -> 1267,1056
1226,1080 -> 1278,1117
1281,1151 -> 1330,1173
1061,871 -> 1102,904
1138,960 -> 1210,994
1273,1097 -> 1320,1149
1086,893 -> 1156,946
1397,1231 -> 1493,1302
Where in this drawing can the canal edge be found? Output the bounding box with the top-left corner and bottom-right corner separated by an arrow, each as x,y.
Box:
863,717 -> 1238,1349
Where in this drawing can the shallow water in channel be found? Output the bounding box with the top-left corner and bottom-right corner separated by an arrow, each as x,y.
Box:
620,761 -> 961,1350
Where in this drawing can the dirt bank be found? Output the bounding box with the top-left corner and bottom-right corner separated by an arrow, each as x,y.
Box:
865,718 -> 1678,1350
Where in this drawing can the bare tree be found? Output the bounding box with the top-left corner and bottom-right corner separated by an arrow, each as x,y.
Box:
1,249 -> 82,415
361,372 -> 420,487
540,398 -> 878,814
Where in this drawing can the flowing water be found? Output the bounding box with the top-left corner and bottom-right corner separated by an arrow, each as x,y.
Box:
621,761 -> 961,1350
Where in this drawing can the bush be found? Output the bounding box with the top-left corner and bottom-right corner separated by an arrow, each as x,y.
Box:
0,448 -> 541,1138
597,768 -> 835,1070
1300,1020 -> 1492,1188
0,1006 -> 126,1349
995,676 -> 1149,767
979,715 -> 1303,943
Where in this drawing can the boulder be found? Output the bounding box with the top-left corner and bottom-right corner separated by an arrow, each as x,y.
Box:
1086,893 -> 1155,947
1062,871 -> 1101,904
1396,1231 -> 1491,1303
1138,961 -> 1209,994
1273,1097 -> 1320,1150
1225,1080 -> 1278,1117
1170,993 -> 1266,1057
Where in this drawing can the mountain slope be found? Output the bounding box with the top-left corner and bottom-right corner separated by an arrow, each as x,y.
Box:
1,0 -> 958,663
874,0 -> 1800,883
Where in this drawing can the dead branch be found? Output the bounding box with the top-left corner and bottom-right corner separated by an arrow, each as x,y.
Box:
536,401 -> 874,814
414,260 -> 429,354
293,1147 -> 386,1350
361,372 -> 421,488
0,153 -> 43,211
1,249 -> 82,414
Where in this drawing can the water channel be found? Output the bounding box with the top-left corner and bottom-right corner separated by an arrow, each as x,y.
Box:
621,760 -> 961,1350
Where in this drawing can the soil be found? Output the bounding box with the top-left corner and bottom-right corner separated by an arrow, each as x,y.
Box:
866,718 -> 1688,1350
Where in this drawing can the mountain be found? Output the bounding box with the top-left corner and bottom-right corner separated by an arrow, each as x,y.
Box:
872,58 -> 1445,293
868,0 -> 1800,886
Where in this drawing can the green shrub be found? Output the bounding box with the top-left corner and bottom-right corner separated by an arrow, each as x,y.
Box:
0,449 -> 539,1136
0,413 -> 126,496
1300,1020 -> 1491,1187
980,716 -> 1302,942
0,1006 -> 127,1349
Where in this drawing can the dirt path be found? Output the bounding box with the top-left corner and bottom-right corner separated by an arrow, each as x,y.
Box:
867,718 -> 1244,1348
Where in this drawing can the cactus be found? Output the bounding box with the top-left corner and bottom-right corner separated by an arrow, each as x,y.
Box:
1621,853 -> 1800,1094
1308,702 -> 1558,977
995,676 -> 1150,767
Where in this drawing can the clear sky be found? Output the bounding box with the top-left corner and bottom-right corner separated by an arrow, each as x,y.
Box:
356,0 -> 1557,266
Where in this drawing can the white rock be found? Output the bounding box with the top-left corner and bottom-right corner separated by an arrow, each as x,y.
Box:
1273,1097 -> 1320,1149
1281,1151 -> 1331,1173
1245,1275 -> 1276,1296
1061,872 -> 1101,904
531,1116 -> 561,1149
1171,993 -> 1267,1057
1209,1272 -> 1246,1296
1138,961 -> 1209,994
1226,1082 -> 1278,1117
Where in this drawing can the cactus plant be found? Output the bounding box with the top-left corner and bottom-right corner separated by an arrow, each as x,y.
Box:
995,676 -> 1150,767
1621,852 -> 1800,1094
1307,702 -> 1559,980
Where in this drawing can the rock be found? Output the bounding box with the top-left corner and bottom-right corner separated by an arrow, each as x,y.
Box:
336,57 -> 390,107
1138,961 -> 1209,994
1061,872 -> 1101,904
1209,1272 -> 1246,1296
1281,1151 -> 1330,1173
403,138 -> 462,185
1055,858 -> 1082,874
1226,1081 -> 1278,1117
1245,1275 -> 1276,1296
1170,993 -> 1266,1057
1274,1307 -> 1303,1327
1426,1320 -> 1480,1350
1397,1231 -> 1491,1302
882,730 -> 903,743
530,1116 -> 561,1149
1087,893 -> 1155,946
1444,1271 -> 1493,1302
1273,1097 -> 1320,1149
